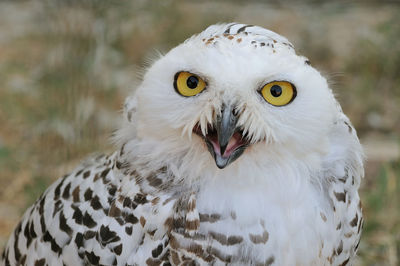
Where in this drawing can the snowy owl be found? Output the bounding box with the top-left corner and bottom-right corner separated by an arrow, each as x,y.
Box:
1,23 -> 364,266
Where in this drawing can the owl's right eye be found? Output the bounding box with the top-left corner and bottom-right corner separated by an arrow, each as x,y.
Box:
174,71 -> 206,97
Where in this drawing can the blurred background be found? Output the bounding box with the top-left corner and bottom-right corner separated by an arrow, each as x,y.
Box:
0,0 -> 399,265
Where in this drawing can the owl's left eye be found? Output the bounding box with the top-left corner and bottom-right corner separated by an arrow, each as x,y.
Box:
174,71 -> 206,97
260,81 -> 297,106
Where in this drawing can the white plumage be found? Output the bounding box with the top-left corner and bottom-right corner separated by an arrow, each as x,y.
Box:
2,23 -> 363,266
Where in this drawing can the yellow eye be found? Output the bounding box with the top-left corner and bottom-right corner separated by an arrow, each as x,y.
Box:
174,71 -> 206,97
260,81 -> 296,106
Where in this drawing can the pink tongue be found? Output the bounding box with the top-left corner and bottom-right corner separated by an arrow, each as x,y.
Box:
211,132 -> 242,158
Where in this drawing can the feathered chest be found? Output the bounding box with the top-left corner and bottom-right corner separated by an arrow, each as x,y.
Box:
165,181 -> 336,266
115,153 -> 359,266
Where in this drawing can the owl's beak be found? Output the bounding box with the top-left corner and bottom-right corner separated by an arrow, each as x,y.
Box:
200,103 -> 249,169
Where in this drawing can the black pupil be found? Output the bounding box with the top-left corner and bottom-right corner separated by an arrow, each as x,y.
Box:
186,76 -> 199,89
270,85 -> 282,97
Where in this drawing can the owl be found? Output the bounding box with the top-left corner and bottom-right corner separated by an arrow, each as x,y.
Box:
1,23 -> 364,266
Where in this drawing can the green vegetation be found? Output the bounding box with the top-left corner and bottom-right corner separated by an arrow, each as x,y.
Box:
359,160 -> 400,264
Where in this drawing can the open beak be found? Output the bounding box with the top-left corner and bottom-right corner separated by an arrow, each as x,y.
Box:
194,103 -> 249,169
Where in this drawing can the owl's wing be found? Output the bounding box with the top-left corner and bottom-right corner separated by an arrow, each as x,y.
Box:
1,153 -> 172,266
321,107 -> 364,265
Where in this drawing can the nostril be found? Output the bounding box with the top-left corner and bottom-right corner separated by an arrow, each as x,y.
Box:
232,108 -> 238,116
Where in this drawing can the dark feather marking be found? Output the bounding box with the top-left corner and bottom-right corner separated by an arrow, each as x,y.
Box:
109,203 -> 122,217
131,201 -> 138,209
83,212 -> 97,228
54,178 -> 66,201
237,24 -> 253,33
24,221 -> 37,248
85,251 -> 100,265
83,230 -> 96,240
72,205 -> 83,224
184,242 -> 213,262
13,222 -> 22,262
29,221 -> 37,238
152,244 -> 163,258
115,217 -> 125,225
199,213 -> 221,223
336,222 -> 342,230
78,251 -> 84,259
62,182 -> 71,199
148,176 -> 162,187
93,174 -> 101,182
125,226 -> 133,235
43,231 -> 62,253
24,221 -> 32,247
123,197 -> 132,208
108,197 -> 114,205
209,231 -> 243,246
355,238 -> 361,251
344,121 -> 353,133
59,211 -> 73,236
75,233 -> 84,248
39,196 -> 45,214
170,250 -> 180,265
34,258 -> 46,266
146,258 -> 162,266
101,168 -> 110,179
185,220 -> 199,231
207,246 -> 231,263
19,255 -> 26,265
134,194 -> 148,204
75,169 -> 83,177
336,240 -> 343,255
52,200 -> 63,217
3,248 -> 10,266
224,23 -> 238,34
72,186 -> 80,202
334,191 -> 346,202
124,213 -> 138,224
108,185 -> 117,196
266,256 -> 275,266
140,216 -> 146,227
84,188 -> 93,201
256,256 -> 275,266
358,217 -> 363,233
83,170 -> 91,179
249,230 -> 269,244
40,215 -> 46,234
339,257 -> 350,266
350,213 -> 358,227
99,225 -> 121,245
90,195 -> 103,210
113,243 -> 123,255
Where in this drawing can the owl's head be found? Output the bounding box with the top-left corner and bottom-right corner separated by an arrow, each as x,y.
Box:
121,23 -> 338,176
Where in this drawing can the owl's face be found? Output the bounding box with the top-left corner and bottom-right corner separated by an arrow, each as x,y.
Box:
133,24 -> 337,171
